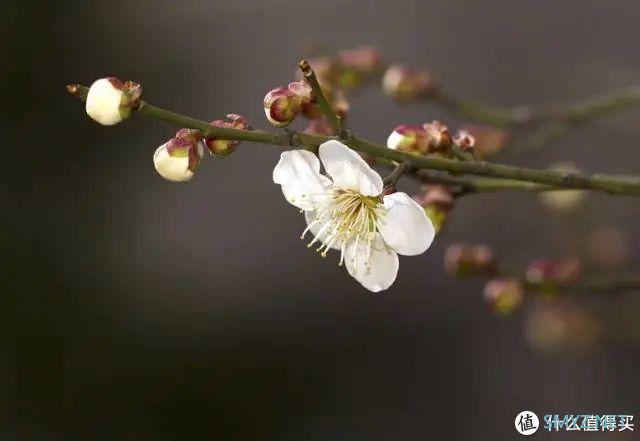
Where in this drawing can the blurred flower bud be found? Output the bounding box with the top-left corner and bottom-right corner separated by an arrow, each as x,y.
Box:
382,65 -> 437,101
387,124 -> 430,154
288,81 -> 314,106
586,225 -> 630,269
525,258 -> 581,287
414,185 -> 455,233
460,125 -> 509,159
153,129 -> 204,182
422,120 -> 453,152
444,244 -> 497,278
263,87 -> 301,128
483,278 -> 524,314
304,118 -> 334,136
330,88 -> 350,119
337,46 -> 383,89
85,77 -> 141,126
205,114 -> 251,157
537,162 -> 587,213
453,130 -> 476,152
525,301 -> 602,353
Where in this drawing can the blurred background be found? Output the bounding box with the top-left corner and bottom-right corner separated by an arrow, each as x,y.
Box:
2,0 -> 640,439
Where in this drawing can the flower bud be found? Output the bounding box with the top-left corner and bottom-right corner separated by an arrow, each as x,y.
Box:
387,124 -> 430,154
537,162 -> 587,213
85,77 -> 141,126
483,278 -> 524,314
263,87 -> 301,128
525,302 -> 602,353
337,46 -> 383,89
422,120 -> 452,152
414,185 -> 455,233
382,65 -> 437,101
205,113 -> 251,156
453,130 -> 475,152
153,129 -> 204,182
303,118 -> 334,136
444,244 -> 497,278
460,125 -> 509,159
525,259 -> 581,286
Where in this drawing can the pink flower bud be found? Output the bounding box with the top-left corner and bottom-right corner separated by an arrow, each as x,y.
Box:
337,46 -> 383,89
338,46 -> 382,73
288,81 -> 314,105
153,129 -> 204,182
303,118 -> 334,136
382,65 -> 437,102
444,244 -> 497,278
204,114 -> 251,156
525,259 -> 581,286
453,130 -> 476,151
422,120 -> 452,152
263,87 -> 302,127
484,278 -> 524,314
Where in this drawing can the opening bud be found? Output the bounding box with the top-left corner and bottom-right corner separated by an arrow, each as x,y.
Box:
422,120 -> 453,153
85,77 -> 142,126
483,278 -> 524,314
153,129 -> 204,182
382,65 -> 437,102
205,114 -> 251,156
263,86 -> 302,127
444,244 -> 497,278
453,130 -> 476,152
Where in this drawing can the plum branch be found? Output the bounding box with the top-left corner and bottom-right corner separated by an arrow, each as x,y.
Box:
67,78 -> 640,197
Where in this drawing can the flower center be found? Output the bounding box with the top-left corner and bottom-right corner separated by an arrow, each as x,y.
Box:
301,189 -> 383,266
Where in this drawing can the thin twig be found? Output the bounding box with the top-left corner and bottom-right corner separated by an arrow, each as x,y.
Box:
382,162 -> 408,187
298,58 -> 342,134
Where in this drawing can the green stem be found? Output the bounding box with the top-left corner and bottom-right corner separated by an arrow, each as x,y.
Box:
68,84 -> 640,197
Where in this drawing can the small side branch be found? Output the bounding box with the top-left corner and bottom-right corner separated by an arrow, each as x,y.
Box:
382,162 -> 408,187
298,59 -> 342,133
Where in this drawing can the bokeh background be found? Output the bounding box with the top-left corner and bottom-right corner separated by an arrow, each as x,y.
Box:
2,0 -> 640,439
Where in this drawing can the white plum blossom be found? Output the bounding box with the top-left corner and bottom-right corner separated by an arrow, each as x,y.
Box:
153,129 -> 205,182
273,140 -> 435,292
85,78 -> 131,126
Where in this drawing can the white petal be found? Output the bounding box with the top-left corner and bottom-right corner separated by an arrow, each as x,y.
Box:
273,150 -> 331,210
345,235 -> 399,292
303,210 -> 341,250
318,140 -> 383,196
85,78 -> 127,126
153,144 -> 193,182
378,192 -> 435,256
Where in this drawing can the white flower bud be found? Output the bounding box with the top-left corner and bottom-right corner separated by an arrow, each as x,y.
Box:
85,78 -> 131,126
153,129 -> 205,182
